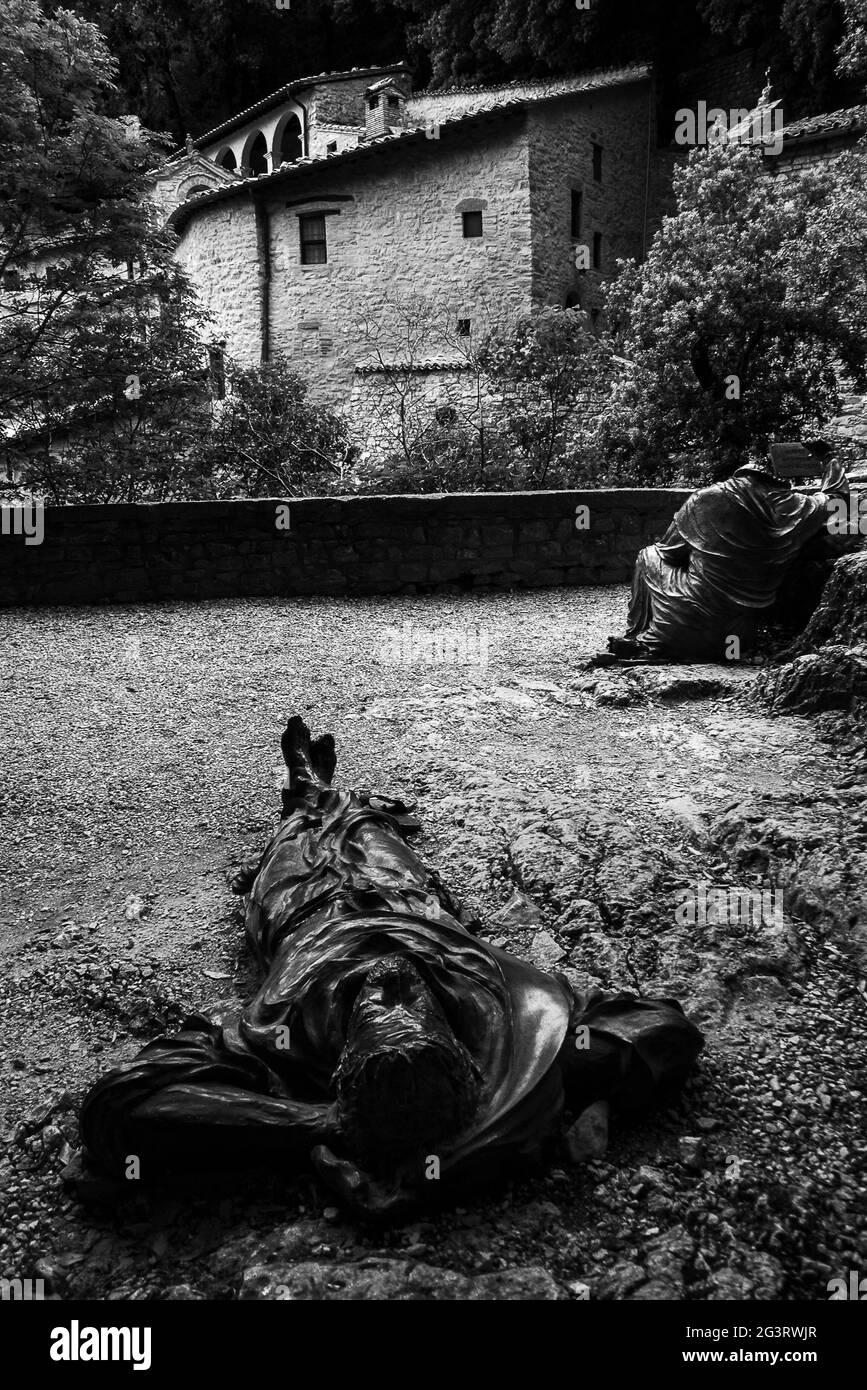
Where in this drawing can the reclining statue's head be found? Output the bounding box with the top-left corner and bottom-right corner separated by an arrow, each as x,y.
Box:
334,954 -> 481,1169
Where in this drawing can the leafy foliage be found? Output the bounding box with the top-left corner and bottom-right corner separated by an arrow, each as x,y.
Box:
353,299 -> 612,492
698,0 -> 843,86
837,0 -> 867,78
187,357 -> 348,498
70,0 -> 409,142
9,281 -> 212,503
478,309 -> 610,485
0,0 -> 211,499
600,140 -> 867,480
61,0 -> 864,140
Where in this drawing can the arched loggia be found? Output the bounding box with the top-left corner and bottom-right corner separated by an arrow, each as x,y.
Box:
242,130 -> 269,176
273,112 -> 303,167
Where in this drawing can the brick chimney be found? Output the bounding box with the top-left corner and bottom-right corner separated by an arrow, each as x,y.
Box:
364,80 -> 407,139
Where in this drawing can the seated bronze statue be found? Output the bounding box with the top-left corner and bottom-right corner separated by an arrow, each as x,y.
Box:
607,455 -> 849,662
80,717 -> 702,1218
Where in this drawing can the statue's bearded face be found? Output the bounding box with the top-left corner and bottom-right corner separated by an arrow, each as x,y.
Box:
333,954 -> 480,1169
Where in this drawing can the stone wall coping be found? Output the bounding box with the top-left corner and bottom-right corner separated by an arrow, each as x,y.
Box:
35,487 -> 692,522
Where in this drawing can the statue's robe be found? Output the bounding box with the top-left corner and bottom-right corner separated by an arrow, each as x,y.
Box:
624,462 -> 848,659
81,782 -> 702,1204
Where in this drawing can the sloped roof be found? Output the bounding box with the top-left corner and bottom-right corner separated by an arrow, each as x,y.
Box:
151,150 -> 239,186
354,357 -> 472,374
178,63 -> 412,156
410,67 -> 646,100
781,105 -> 867,145
169,63 -> 652,232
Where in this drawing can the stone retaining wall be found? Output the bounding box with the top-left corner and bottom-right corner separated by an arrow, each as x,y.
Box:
0,489 -> 691,606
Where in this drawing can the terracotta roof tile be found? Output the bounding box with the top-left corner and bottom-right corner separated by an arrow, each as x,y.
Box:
782,105 -> 867,144
354,358 -> 472,374
169,63 -> 652,231
176,63 -> 413,155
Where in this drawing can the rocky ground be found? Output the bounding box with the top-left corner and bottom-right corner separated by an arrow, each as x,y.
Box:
0,587 -> 865,1301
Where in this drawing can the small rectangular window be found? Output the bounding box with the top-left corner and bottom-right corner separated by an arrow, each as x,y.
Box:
592,143 -> 603,182
593,231 -> 602,269
570,190 -> 582,238
326,141 -> 337,154
462,210 -> 483,238
456,318 -> 471,336
299,214 -> 327,265
387,95 -> 400,109
367,96 -> 378,110
3,268 -> 22,290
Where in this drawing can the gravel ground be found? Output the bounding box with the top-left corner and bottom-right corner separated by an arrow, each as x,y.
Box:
0,586 -> 864,1300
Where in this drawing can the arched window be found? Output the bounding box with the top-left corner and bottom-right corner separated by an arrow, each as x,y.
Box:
248,132 -> 268,176
277,114 -> 302,167
184,184 -> 210,201
217,148 -> 237,172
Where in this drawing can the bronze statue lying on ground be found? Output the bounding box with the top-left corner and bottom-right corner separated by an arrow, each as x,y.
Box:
606,457 -> 849,663
80,717 -> 703,1218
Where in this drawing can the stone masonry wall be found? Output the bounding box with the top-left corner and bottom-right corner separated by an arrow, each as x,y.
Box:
0,489 -> 690,607
671,53 -> 768,129
177,118 -> 534,399
264,119 -> 533,402
311,72 -> 410,128
832,385 -> 867,455
176,200 -> 262,365
347,367 -> 483,454
527,82 -> 653,310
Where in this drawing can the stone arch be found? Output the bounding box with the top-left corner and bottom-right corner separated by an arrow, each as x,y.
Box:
273,111 -> 303,168
215,147 -> 237,172
241,129 -> 269,176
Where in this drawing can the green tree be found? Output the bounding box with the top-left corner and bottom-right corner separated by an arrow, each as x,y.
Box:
71,0 -> 408,142
391,0 -> 706,89
187,357 -> 348,498
601,140 -> 867,481
0,0 -> 210,498
10,285 -> 214,503
698,0 -> 853,112
478,308 -> 609,486
837,0 -> 867,79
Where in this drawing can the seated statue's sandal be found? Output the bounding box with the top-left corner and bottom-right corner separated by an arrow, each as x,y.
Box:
591,651 -> 661,667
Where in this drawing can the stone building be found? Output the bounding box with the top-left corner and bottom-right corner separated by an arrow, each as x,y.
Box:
165,62 -> 656,432
148,145 -> 238,222
160,63 -> 866,454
